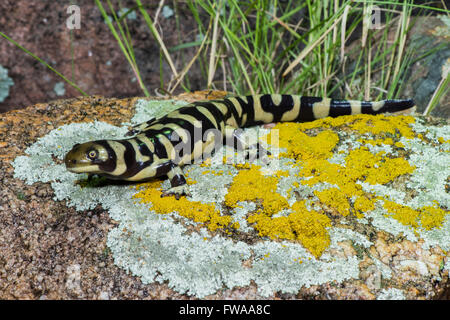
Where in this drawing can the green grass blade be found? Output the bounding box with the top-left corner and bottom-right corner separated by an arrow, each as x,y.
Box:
0,31 -> 88,96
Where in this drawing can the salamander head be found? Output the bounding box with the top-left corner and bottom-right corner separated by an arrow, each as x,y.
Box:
64,141 -> 114,174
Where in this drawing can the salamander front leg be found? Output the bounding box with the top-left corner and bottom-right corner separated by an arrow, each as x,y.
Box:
140,159 -> 190,199
160,162 -> 191,200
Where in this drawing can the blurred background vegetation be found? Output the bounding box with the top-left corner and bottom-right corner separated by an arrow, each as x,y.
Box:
0,0 -> 448,115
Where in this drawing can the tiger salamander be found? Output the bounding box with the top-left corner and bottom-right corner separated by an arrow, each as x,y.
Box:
64,95 -> 415,199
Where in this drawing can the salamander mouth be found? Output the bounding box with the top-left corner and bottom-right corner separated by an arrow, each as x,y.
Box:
64,156 -> 89,171
64,150 -> 93,172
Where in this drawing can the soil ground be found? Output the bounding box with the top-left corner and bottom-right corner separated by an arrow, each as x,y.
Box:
0,0 -> 202,113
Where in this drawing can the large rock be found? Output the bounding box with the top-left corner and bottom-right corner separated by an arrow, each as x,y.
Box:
1,92 -> 449,299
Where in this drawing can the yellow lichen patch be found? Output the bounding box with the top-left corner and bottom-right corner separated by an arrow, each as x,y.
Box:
365,157 -> 415,185
299,159 -> 350,188
186,178 -> 197,185
247,201 -> 332,258
248,211 -> 293,240
225,164 -> 289,216
344,147 -> 415,185
353,196 -> 375,218
357,137 -> 394,146
437,137 -> 449,144
270,114 -> 415,139
133,181 -> 233,232
296,144 -> 415,219
383,201 -> 420,229
269,114 -> 419,227
275,170 -> 289,177
348,114 -> 416,138
201,169 -> 225,176
131,113 -> 440,261
200,158 -> 212,167
270,114 -> 416,149
266,124 -> 339,161
289,201 -> 332,258
384,201 -> 449,231
419,205 -> 448,231
234,162 -> 251,169
314,187 -> 351,216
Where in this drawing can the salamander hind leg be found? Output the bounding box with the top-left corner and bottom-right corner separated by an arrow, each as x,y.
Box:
160,163 -> 191,200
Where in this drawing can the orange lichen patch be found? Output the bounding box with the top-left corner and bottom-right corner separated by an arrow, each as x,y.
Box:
225,164 -> 289,215
383,201 -> 449,231
133,181 -> 233,232
248,201 -> 332,258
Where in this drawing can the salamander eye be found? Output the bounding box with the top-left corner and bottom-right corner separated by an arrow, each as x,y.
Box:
87,150 -> 98,159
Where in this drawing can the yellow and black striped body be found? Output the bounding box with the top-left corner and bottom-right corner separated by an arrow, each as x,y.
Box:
64,94 -> 415,198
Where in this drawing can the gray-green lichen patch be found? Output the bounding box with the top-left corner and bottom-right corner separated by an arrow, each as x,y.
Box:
13,121 -> 131,211
434,15 -> 450,37
118,7 -> 137,20
376,288 -> 406,300
53,82 -> 66,96
11,99 -> 450,298
162,5 -> 174,19
0,65 -> 14,103
128,99 -> 188,125
249,241 -> 360,297
365,205 -> 419,243
107,204 -> 252,298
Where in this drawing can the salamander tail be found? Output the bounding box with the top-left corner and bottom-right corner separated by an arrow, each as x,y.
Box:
368,99 -> 416,115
